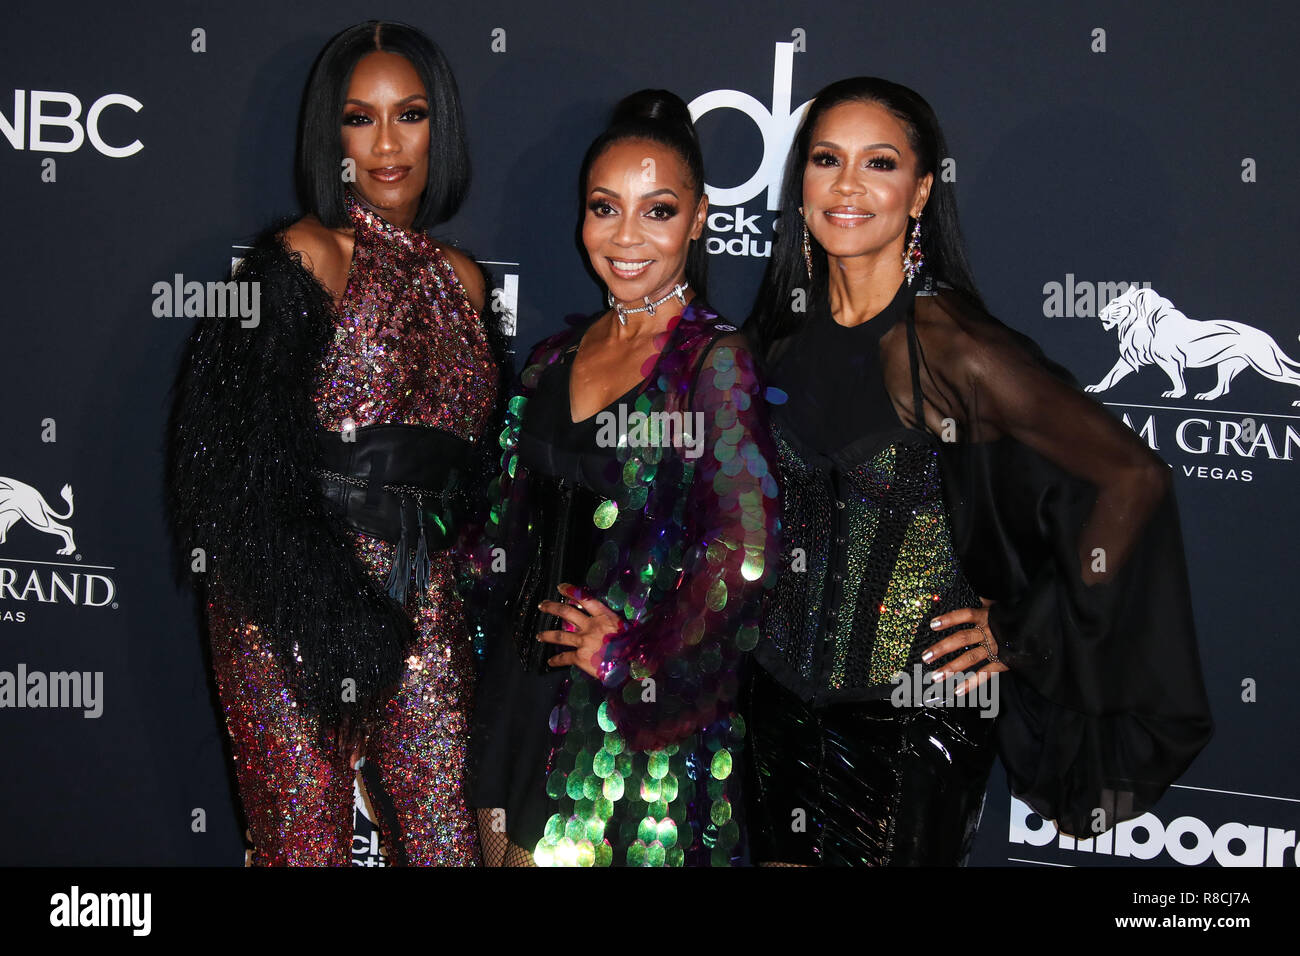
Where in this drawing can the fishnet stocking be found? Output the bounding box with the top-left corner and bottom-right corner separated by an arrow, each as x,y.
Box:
476,808 -> 508,868
502,842 -> 536,867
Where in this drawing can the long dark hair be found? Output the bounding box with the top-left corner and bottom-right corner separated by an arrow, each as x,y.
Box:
297,20 -> 470,230
578,89 -> 709,297
747,77 -> 983,355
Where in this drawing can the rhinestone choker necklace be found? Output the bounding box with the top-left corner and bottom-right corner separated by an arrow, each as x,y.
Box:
606,282 -> 690,327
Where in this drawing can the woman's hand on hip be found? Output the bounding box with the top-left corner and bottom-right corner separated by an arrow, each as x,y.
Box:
921,597 -> 1009,697
537,583 -> 619,679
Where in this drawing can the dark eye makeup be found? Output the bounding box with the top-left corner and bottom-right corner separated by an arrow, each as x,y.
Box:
809,149 -> 897,171
341,104 -> 429,126
586,199 -> 680,220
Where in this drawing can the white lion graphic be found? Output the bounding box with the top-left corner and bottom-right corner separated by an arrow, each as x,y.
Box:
1086,286 -> 1300,406
0,477 -> 77,555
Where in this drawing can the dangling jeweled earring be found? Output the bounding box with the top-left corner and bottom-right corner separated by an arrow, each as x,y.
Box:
801,209 -> 813,281
903,213 -> 924,286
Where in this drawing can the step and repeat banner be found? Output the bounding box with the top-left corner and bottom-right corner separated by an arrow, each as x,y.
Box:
2,1 -> 1296,866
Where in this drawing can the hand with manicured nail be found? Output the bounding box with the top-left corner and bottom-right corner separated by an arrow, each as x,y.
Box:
921,596 -> 1008,697
536,582 -> 620,679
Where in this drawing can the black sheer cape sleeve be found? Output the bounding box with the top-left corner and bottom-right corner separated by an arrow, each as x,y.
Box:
885,286 -> 1213,837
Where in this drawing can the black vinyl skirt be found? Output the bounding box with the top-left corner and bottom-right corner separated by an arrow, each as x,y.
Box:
744,663 -> 998,866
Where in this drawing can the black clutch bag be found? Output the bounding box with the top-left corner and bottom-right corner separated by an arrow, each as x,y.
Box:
510,474 -> 600,674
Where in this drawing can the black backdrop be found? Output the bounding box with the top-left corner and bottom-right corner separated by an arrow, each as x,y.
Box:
2,0 -> 1297,867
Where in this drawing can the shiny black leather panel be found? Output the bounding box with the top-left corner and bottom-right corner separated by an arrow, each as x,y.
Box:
745,663 -> 996,866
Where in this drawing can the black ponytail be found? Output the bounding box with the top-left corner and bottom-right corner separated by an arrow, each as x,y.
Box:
578,89 -> 709,297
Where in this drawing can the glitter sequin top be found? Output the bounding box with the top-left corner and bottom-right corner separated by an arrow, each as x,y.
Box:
315,193 -> 497,436
470,301 -> 782,866
757,280 -> 981,705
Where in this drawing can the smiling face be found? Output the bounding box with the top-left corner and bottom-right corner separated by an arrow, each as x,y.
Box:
582,138 -> 707,306
340,51 -> 430,225
802,99 -> 932,269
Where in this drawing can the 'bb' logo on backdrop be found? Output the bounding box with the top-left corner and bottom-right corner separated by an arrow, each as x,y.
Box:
689,41 -> 812,210
689,41 -> 813,259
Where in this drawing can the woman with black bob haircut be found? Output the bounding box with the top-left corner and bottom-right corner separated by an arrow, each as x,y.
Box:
743,76 -> 1212,865
297,20 -> 470,229
466,89 -> 780,866
167,20 -> 507,865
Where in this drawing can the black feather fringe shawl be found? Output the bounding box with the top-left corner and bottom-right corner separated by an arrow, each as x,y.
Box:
163,224 -> 413,740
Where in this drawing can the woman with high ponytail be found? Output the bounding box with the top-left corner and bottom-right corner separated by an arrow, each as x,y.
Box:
466,90 -> 781,867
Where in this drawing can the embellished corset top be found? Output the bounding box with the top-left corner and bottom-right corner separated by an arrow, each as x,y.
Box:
313,192 -> 498,441
757,284 -> 980,705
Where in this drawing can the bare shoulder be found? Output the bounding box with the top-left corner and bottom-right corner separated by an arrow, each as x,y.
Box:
918,288 -> 1065,392
913,288 -> 1031,388
432,241 -> 487,313
913,288 -> 984,350
913,287 -> 970,328
280,216 -> 353,302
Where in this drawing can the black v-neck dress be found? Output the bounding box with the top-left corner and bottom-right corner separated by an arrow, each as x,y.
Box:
467,331 -> 641,852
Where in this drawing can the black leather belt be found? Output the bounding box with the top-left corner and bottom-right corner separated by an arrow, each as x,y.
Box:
316,423 -> 474,603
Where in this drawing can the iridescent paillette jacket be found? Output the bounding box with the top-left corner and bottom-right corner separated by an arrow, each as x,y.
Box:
472,299 -> 782,866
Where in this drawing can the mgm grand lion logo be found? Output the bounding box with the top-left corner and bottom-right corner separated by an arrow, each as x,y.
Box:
1086,286 -> 1300,406
0,477 -> 76,555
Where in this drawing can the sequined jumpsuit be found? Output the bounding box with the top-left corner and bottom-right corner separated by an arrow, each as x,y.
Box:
206,193 -> 498,865
745,279 -> 997,866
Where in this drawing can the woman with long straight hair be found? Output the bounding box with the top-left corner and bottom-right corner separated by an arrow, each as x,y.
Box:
743,77 -> 1212,865
167,21 -> 506,865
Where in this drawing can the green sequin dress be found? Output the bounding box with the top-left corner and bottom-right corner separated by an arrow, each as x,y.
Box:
473,300 -> 782,866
